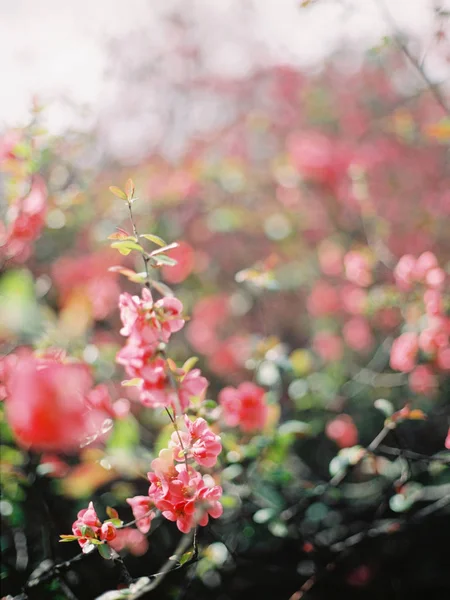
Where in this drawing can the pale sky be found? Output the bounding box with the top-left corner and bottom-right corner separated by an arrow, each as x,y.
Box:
1,0 -> 449,150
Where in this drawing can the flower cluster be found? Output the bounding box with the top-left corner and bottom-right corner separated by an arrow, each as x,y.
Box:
3,352 -> 115,452
65,502 -> 118,553
126,416 -> 222,534
390,252 -> 450,393
116,288 -> 208,412
219,382 -> 269,432
0,175 -> 47,263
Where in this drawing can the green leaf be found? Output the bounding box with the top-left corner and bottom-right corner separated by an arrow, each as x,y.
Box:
151,254 -> 177,267
109,186 -> 128,201
59,535 -> 78,542
179,551 -> 193,566
104,518 -> 123,527
108,233 -> 137,242
182,357 -> 199,373
203,400 -> 217,410
148,243 -> 179,257
106,507 -> 119,520
140,234 -> 167,247
80,525 -> 95,538
98,544 -> 113,560
121,378 -> 142,387
111,241 -> 145,256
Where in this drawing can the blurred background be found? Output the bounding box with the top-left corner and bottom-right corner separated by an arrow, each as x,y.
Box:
1,1 -> 450,599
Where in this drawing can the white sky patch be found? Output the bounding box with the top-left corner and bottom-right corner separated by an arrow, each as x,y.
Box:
1,0 -> 448,140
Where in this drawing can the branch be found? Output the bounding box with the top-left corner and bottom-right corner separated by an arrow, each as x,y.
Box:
376,0 -> 450,115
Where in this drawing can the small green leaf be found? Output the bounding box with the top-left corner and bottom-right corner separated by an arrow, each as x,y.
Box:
182,357 -> 199,373
148,243 -> 179,257
80,525 -> 95,538
140,234 -> 167,247
121,378 -> 142,387
109,186 -> 128,201
151,254 -> 177,267
106,507 -> 119,520
203,400 -> 217,409
179,551 -> 193,566
111,241 -> 145,256
108,233 -> 137,242
98,544 -> 113,560
59,535 -> 78,542
104,518 -> 123,527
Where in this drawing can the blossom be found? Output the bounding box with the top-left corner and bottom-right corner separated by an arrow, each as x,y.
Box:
52,250 -> 121,320
161,241 -> 195,284
326,415 -> 358,448
70,502 -> 117,551
394,254 -> 416,290
408,365 -> 437,395
390,332 -> 419,373
219,382 -> 268,432
109,528 -> 148,556
126,496 -> 154,534
4,355 -> 108,452
343,317 -> 373,351
100,522 -> 117,542
147,455 -> 222,534
169,416 -> 222,467
344,251 -> 372,287
313,331 -> 343,362
1,175 -> 47,263
307,281 -> 341,316
156,465 -> 222,534
72,502 -> 102,552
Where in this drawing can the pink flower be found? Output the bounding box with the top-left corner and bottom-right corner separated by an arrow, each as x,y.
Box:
445,428 -> 450,450
2,175 -> 47,263
390,333 -> 419,372
326,415 -> 358,448
157,466 -> 223,533
413,252 -> 438,281
343,317 -> 373,351
394,254 -> 416,290
307,281 -> 341,316
344,251 -> 372,287
72,502 -> 101,552
109,528 -> 149,556
118,291 -> 149,337
126,496 -> 154,534
408,365 -> 437,395
425,267 -> 446,289
423,289 -> 443,316
178,369 -> 208,413
154,297 -> 185,337
100,522 -> 117,542
78,501 -> 102,529
313,332 -> 343,362
85,384 -> 130,420
169,416 -> 222,467
161,241 -> 195,284
436,346 -> 450,371
340,285 -> 368,315
219,382 -> 268,433
5,355 -> 108,452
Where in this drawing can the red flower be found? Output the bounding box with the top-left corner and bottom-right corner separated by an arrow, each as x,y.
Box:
219,382 -> 268,433
5,355 -> 108,452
